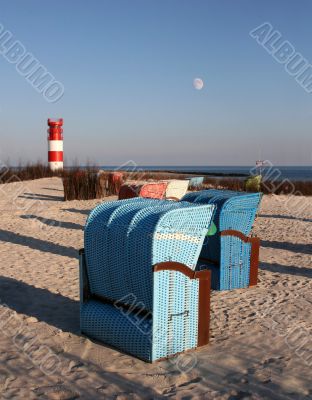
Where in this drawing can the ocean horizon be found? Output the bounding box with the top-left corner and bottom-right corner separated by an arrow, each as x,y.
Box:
97,165 -> 312,182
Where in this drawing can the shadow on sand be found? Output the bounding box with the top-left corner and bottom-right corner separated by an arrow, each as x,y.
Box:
41,187 -> 64,192
261,240 -> 312,255
20,215 -> 84,231
259,214 -> 312,223
0,276 -> 79,333
260,261 -> 312,279
18,193 -> 64,202
64,208 -> 91,215
0,229 -> 77,258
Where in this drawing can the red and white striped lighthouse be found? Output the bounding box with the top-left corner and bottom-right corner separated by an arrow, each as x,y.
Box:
47,118 -> 63,171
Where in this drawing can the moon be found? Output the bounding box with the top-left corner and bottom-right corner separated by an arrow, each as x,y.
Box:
193,78 -> 204,90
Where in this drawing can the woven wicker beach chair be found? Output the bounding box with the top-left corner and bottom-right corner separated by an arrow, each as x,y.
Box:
118,182 -> 168,200
164,179 -> 189,201
80,198 -> 215,361
181,190 -> 262,290
140,182 -> 168,199
188,176 -> 204,189
118,183 -> 143,200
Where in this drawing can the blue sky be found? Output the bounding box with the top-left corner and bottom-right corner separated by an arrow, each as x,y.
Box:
0,0 -> 311,166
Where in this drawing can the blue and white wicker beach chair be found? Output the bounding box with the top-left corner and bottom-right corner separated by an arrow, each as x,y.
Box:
181,190 -> 262,290
80,198 -> 215,361
188,176 -> 204,189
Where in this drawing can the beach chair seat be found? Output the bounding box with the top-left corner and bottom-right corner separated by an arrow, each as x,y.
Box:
181,189 -> 262,290
80,198 -> 215,361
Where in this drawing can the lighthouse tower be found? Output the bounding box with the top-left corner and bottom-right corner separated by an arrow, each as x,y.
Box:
47,118 -> 63,171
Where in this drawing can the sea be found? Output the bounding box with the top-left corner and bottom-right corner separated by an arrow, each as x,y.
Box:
99,166 -> 312,182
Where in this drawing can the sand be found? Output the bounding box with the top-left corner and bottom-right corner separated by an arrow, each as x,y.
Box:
0,177 -> 311,399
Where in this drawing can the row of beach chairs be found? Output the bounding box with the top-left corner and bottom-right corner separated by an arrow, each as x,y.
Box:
118,177 -> 205,201
79,189 -> 262,362
118,179 -> 190,201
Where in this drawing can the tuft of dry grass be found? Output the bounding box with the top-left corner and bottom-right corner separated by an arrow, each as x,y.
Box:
62,168 -> 98,201
0,163 -> 59,183
62,169 -> 125,201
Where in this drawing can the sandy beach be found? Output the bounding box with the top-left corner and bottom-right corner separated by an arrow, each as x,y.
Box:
0,176 -> 311,399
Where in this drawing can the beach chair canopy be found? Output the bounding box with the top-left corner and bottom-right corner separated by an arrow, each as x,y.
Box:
84,197 -> 215,311
182,189 -> 261,234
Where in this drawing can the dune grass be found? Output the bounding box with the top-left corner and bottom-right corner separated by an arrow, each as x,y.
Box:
0,163 -> 58,183
1,163 -> 311,199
